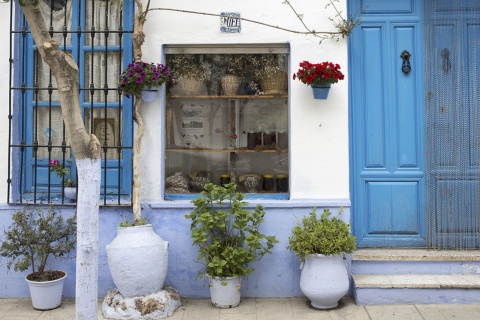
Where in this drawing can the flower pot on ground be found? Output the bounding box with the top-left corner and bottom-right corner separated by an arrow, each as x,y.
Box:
293,61 -> 345,99
209,276 -> 242,308
287,208 -> 356,309
0,205 -> 76,310
106,223 -> 168,298
185,183 -> 278,308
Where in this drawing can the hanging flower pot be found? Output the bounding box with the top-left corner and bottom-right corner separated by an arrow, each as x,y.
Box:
311,84 -> 331,99
118,61 -> 171,99
141,86 -> 158,102
293,60 -> 344,100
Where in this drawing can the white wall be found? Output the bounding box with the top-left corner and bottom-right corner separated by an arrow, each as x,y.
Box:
0,2 -> 12,202
139,0 -> 350,201
0,0 -> 349,204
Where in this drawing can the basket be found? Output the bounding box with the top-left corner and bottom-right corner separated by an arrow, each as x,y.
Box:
176,76 -> 204,95
260,70 -> 288,95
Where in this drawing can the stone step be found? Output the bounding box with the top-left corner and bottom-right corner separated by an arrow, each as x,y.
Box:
351,249 -> 480,305
353,274 -> 480,305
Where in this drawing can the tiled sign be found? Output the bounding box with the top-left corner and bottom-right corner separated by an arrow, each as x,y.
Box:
220,12 -> 241,33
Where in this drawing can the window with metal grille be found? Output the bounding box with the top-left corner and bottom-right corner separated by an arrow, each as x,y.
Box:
7,0 -> 134,206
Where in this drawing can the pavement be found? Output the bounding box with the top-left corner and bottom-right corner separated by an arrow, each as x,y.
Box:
1,296 -> 480,319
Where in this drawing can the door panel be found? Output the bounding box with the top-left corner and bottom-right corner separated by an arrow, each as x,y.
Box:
424,1 -> 480,248
349,0 -> 425,247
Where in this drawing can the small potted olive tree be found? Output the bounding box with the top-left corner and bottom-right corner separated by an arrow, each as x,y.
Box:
185,182 -> 278,308
287,208 -> 356,310
0,205 -> 76,310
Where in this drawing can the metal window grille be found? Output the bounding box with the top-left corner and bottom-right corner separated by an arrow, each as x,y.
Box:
7,0 -> 134,206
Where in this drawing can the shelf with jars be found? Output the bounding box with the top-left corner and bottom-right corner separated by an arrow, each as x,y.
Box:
164,46 -> 289,199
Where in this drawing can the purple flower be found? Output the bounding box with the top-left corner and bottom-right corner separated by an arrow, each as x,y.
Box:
136,76 -> 143,83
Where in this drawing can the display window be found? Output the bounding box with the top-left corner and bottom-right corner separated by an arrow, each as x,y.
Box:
164,45 -> 290,199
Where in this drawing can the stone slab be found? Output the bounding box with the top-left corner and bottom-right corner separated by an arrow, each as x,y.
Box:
102,286 -> 182,319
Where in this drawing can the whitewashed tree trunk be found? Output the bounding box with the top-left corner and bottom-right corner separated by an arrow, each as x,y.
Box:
75,158 -> 101,319
20,3 -> 101,319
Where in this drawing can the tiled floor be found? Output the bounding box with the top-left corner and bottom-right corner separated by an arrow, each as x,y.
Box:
1,296 -> 480,320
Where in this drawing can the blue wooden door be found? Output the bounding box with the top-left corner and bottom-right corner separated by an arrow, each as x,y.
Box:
348,0 -> 426,247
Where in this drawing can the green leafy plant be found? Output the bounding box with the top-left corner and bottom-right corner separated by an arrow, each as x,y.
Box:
49,160 -> 75,187
287,208 -> 356,260
185,182 -> 278,278
0,205 -> 77,281
119,215 -> 148,227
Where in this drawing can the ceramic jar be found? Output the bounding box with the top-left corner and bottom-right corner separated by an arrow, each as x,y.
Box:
106,224 -> 168,298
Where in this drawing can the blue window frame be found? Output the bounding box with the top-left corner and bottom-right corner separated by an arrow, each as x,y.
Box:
9,0 -> 134,205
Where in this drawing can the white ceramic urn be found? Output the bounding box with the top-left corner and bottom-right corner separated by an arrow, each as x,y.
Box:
299,254 -> 349,309
106,224 -> 168,298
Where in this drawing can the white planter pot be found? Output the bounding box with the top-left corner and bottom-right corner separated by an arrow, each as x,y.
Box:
141,86 -> 158,102
25,271 -> 66,310
209,276 -> 241,308
106,224 -> 168,298
299,254 -> 349,309
64,187 -> 76,200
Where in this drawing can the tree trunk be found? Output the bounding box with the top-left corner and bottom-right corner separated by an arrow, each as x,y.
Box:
21,3 -> 101,319
132,0 -> 147,224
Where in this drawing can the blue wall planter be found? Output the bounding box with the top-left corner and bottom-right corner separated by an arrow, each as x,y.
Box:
311,84 -> 331,99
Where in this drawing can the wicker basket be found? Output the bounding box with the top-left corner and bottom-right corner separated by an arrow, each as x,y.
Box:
260,70 -> 288,95
176,76 -> 204,95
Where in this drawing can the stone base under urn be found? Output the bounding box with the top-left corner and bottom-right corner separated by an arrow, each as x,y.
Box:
102,286 -> 182,319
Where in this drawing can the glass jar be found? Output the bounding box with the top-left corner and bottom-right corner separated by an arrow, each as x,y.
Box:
277,131 -> 288,150
276,174 -> 288,192
220,174 -> 231,186
263,174 -> 275,192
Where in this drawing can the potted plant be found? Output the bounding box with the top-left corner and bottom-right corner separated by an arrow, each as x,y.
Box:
287,208 -> 356,309
185,182 -> 278,308
220,55 -> 248,95
49,159 -> 76,200
167,54 -> 208,95
0,205 -> 76,310
118,61 -> 171,102
292,60 -> 345,99
247,54 -> 288,95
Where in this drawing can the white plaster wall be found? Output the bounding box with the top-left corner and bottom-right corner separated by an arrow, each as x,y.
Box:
0,2 -> 11,203
139,0 -> 350,201
0,0 -> 350,204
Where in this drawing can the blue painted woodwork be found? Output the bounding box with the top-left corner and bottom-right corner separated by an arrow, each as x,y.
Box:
348,0 -> 425,247
423,1 -> 480,248
20,0 -> 134,198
